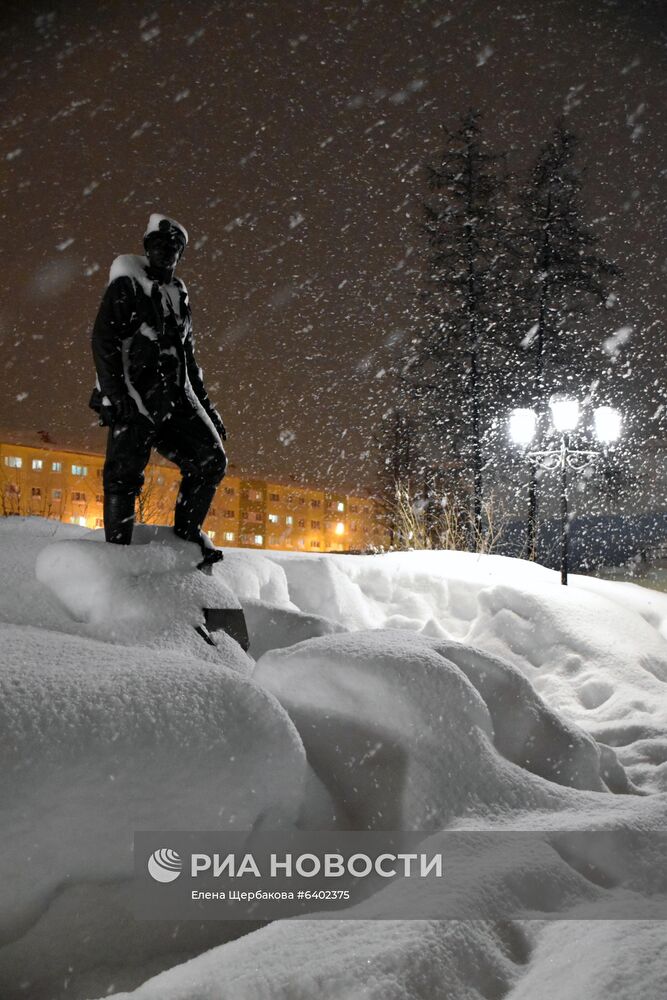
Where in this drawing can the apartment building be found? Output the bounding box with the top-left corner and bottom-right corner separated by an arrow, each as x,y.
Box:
0,437 -> 387,553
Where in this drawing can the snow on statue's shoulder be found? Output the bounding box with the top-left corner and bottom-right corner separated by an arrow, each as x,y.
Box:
108,253 -> 153,295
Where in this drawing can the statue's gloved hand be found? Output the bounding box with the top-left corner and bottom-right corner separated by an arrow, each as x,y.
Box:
110,394 -> 139,426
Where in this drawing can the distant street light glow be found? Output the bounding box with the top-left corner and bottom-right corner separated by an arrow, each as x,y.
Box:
549,395 -> 579,433
509,408 -> 538,446
594,406 -> 622,443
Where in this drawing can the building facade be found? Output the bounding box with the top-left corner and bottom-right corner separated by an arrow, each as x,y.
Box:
0,438 -> 387,553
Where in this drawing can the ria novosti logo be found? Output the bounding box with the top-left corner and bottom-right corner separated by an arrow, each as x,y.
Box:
147,848 -> 183,883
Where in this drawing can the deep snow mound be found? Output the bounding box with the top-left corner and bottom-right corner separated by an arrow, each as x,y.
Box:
2,521 -> 667,1000
101,914 -> 667,1000
504,921 -> 667,1000
34,525 -> 242,659
244,598 -> 348,659
429,639 -> 633,794
98,919 -> 527,1000
0,623 -> 305,993
0,516 -> 89,632
212,546 -> 293,605
254,629 -> 616,831
267,550 -> 667,791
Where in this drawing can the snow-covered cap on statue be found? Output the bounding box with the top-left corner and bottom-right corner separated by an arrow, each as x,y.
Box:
143,213 -> 189,246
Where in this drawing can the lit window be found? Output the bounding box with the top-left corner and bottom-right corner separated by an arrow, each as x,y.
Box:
268,513 -> 279,524
52,489 -> 62,500
52,462 -> 62,473
337,501 -> 345,512
224,531 -> 234,542
335,522 -> 345,535
31,487 -> 42,497
70,516 -> 87,527
254,534 -> 263,546
4,456 -> 22,468
207,530 -> 216,540
72,465 -> 88,476
286,515 -> 293,525
32,459 -> 43,471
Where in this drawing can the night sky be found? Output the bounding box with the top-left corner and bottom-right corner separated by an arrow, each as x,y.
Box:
0,0 -> 665,493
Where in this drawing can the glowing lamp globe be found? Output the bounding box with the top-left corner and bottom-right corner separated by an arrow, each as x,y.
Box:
594,406 -> 622,443
549,395 -> 580,433
509,408 -> 537,447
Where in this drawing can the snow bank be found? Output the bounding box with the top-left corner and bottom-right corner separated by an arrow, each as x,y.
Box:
268,550 -> 667,791
97,919 -> 528,1000
505,921 -> 667,1000
100,914 -> 667,1000
1,519 -> 304,670
429,639 -> 633,793
2,521 -> 666,999
0,516 -> 86,631
244,598 -> 348,659
211,546 -> 293,606
254,629 -> 620,832
100,800 -> 667,999
0,622 -> 305,993
34,525 -> 248,664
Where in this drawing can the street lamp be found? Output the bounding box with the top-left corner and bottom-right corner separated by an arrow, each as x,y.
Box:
509,398 -> 622,585
593,405 -> 622,444
508,408 -> 538,448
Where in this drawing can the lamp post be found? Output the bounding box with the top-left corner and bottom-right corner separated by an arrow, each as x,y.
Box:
509,397 -> 622,585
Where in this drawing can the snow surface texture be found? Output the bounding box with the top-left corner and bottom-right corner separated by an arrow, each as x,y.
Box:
1,520 -> 666,999
256,629 -> 632,832
2,519 -> 298,671
0,621 -> 305,997
102,919 -> 667,1000
269,550 -> 667,793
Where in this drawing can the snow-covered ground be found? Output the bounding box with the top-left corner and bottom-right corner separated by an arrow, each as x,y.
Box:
1,517 -> 666,999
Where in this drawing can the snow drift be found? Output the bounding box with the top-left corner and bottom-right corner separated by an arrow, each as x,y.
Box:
0,620 -> 305,996
0,520 -> 666,999
269,549 -> 667,792
254,629 -> 624,832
